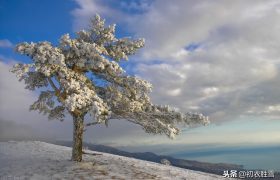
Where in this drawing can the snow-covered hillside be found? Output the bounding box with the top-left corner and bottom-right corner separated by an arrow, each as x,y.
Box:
0,141 -> 225,179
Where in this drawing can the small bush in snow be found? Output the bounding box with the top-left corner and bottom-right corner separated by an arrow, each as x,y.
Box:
161,159 -> 171,166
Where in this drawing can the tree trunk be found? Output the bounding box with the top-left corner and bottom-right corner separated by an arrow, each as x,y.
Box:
72,114 -> 84,162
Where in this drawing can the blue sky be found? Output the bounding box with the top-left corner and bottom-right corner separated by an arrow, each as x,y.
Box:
0,0 -> 74,42
0,0 -> 76,61
1,0 -> 280,161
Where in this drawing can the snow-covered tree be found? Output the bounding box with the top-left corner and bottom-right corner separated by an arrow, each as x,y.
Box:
11,15 -> 209,162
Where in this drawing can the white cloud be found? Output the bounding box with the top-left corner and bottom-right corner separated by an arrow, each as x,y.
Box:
166,88 -> 181,96
0,39 -> 13,48
71,0 -> 125,30
72,0 -> 280,123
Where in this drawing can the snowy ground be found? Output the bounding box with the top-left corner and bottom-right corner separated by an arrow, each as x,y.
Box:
0,141 -> 226,180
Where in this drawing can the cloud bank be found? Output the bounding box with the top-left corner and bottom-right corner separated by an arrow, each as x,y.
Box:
72,0 -> 280,123
0,60 -> 149,144
2,0 -> 280,148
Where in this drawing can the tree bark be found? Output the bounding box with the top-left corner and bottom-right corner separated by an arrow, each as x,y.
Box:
72,114 -> 84,162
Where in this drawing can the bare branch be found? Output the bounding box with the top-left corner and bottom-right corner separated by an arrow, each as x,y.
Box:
85,122 -> 99,127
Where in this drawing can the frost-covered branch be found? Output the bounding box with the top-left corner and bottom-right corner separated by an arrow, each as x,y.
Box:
111,105 -> 209,139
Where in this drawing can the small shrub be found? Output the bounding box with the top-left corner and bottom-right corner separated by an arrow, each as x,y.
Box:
160,159 -> 171,166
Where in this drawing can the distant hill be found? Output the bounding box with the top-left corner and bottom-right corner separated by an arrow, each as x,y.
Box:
54,140 -> 244,175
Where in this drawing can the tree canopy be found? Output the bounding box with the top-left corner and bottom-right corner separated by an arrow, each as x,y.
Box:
11,15 -> 209,139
